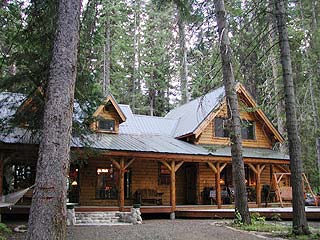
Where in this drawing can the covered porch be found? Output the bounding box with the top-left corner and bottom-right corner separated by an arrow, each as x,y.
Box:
0,144 -> 291,217
75,148 -> 291,214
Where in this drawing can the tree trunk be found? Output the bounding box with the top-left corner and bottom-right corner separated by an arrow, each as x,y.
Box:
310,0 -> 320,176
268,1 -> 286,152
178,10 -> 189,104
103,16 -> 111,96
274,0 -> 310,235
214,0 -> 251,224
26,1 -> 81,239
132,0 -> 141,113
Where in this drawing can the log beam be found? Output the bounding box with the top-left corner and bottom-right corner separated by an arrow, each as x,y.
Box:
111,159 -> 121,170
174,161 -> 184,172
160,160 -> 172,171
207,162 -> 217,173
124,158 -> 135,169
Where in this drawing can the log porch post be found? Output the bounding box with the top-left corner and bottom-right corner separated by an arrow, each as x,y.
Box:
112,158 -> 135,211
207,162 -> 227,209
170,160 -> 176,216
215,163 -> 221,208
119,158 -> 125,211
160,160 -> 183,219
248,163 -> 265,207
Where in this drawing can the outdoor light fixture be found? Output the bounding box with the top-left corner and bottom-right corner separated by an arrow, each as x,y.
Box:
71,180 -> 78,186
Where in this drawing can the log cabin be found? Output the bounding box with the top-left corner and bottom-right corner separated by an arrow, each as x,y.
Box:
0,83 -> 290,216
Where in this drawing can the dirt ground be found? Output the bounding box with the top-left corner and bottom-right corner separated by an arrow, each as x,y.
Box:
5,219 -> 320,240
2,219 -> 277,240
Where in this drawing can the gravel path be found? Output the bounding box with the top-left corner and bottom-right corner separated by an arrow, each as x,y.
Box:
8,220 -> 266,240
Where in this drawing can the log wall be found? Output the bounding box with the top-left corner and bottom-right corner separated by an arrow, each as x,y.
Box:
78,156 -> 287,206
197,104 -> 273,148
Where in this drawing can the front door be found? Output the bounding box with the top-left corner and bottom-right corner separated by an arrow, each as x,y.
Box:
185,164 -> 197,204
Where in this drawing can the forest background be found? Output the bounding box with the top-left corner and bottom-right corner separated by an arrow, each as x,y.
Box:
0,0 -> 319,189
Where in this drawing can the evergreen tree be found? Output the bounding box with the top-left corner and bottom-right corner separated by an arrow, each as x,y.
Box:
26,0 -> 81,238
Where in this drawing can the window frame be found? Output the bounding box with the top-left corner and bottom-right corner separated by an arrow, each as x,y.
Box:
241,120 -> 255,140
95,165 -> 119,200
158,163 -> 170,185
97,119 -> 116,132
213,117 -> 230,138
213,117 -> 256,140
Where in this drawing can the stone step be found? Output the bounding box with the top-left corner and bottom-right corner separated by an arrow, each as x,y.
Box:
74,211 -> 123,226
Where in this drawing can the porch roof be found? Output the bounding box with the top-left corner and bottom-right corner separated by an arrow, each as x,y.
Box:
0,128 -> 289,160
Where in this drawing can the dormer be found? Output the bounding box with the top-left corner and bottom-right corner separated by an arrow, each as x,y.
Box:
91,95 -> 126,134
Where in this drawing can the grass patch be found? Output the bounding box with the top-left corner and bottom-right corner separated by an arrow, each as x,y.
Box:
239,221 -> 288,232
0,223 -> 12,240
287,233 -> 320,240
232,212 -> 320,240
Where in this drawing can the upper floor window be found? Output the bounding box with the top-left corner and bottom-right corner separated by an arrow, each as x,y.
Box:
214,117 -> 255,140
98,119 -> 115,131
241,120 -> 255,140
214,118 -> 230,138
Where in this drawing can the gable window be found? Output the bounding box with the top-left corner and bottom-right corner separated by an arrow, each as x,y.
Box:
214,118 -> 255,140
98,119 -> 115,131
158,163 -> 170,185
214,118 -> 230,138
241,120 -> 255,140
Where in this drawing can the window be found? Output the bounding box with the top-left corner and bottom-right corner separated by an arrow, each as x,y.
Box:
158,163 -> 170,185
3,164 -> 36,194
96,164 -> 118,199
98,119 -> 115,131
214,118 -> 255,140
214,118 -> 230,137
13,164 -> 35,189
68,165 -> 79,203
241,120 -> 255,140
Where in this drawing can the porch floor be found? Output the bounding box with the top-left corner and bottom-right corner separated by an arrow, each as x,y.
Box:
2,204 -> 319,220
74,204 -> 320,220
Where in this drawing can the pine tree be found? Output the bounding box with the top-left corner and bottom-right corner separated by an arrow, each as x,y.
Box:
274,0 -> 310,235
26,0 -> 81,239
214,0 -> 251,225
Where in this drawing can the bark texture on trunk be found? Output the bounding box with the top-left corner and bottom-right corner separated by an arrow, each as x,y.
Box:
132,0 -> 141,113
214,0 -> 251,224
103,17 -> 111,96
26,0 -> 81,239
178,10 -> 189,104
310,0 -> 320,176
267,1 -> 286,152
274,0 -> 310,235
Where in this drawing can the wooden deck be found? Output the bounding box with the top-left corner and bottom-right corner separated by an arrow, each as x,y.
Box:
2,204 -> 320,220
